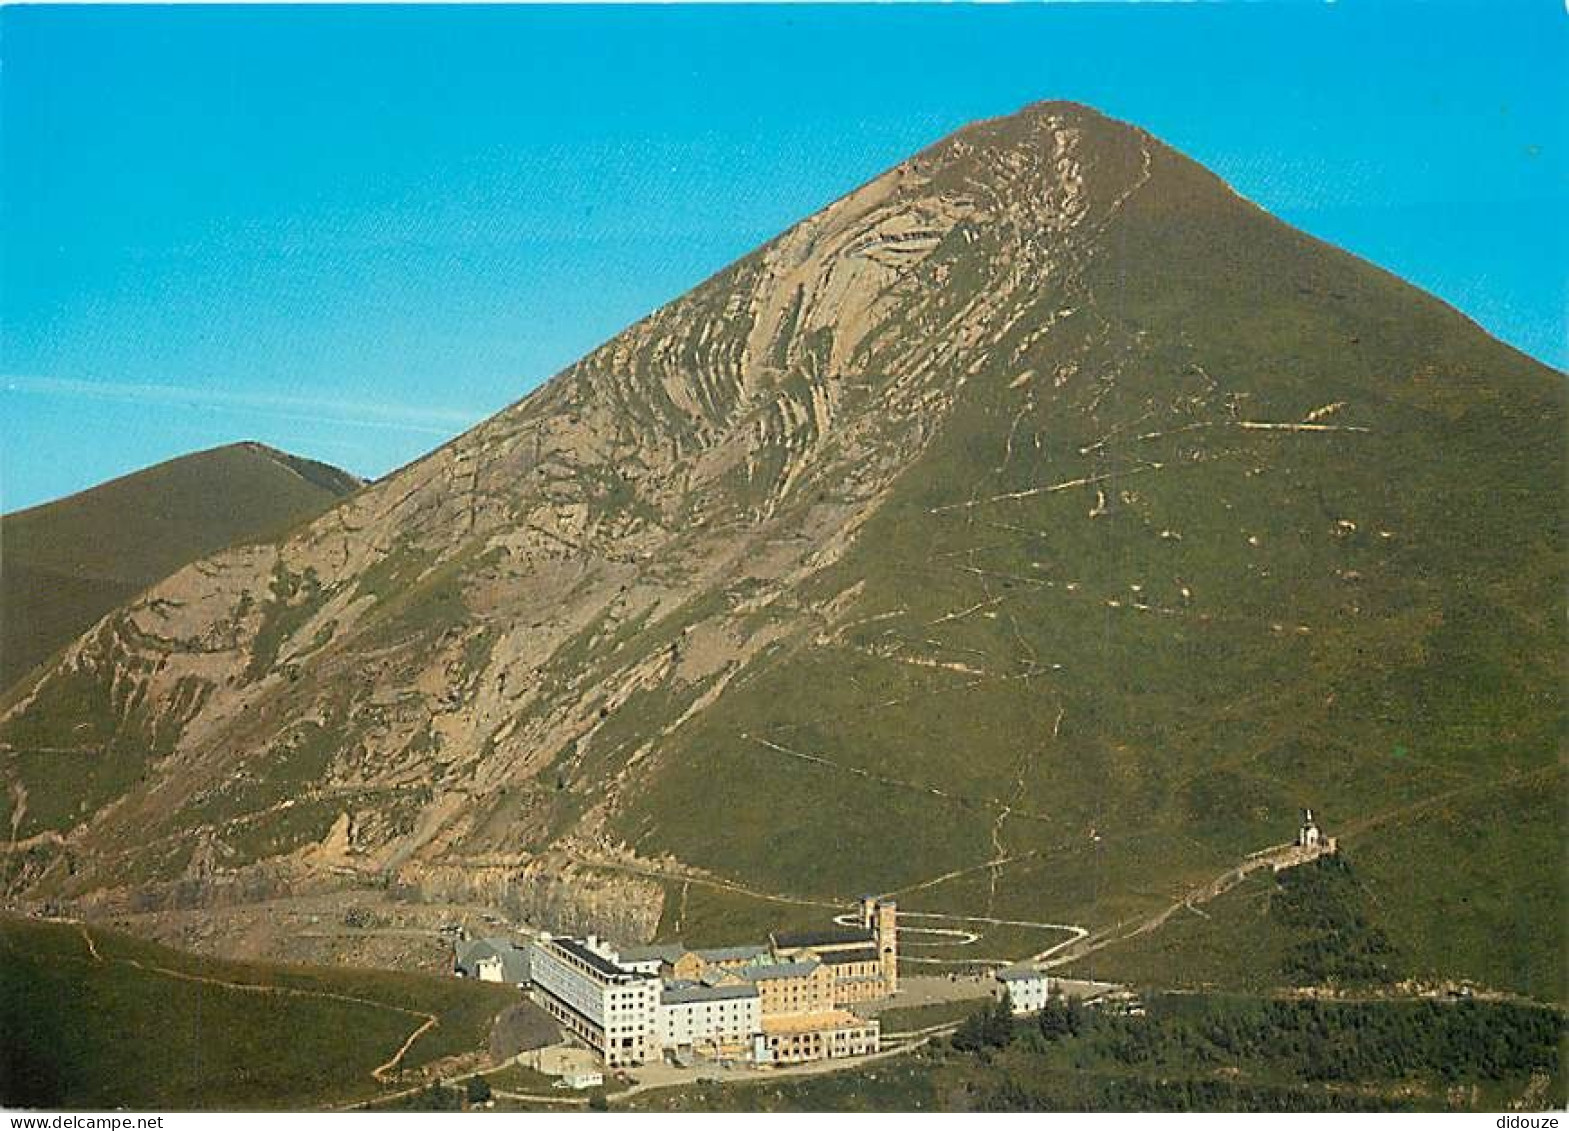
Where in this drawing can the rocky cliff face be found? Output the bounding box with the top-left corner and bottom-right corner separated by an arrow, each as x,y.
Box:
3,103 -> 1561,959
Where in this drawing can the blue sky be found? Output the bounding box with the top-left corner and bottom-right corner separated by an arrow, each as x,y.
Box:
3,2 -> 1564,511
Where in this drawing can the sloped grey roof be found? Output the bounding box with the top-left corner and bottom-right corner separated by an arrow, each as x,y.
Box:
492,941 -> 531,984
455,938 -> 500,970
772,927 -> 874,950
457,937 -> 531,982
693,944 -> 769,963
661,980 -> 760,1005
738,960 -> 821,982
996,966 -> 1049,983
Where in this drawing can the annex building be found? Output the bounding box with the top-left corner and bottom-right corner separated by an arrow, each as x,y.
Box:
452,936 -> 531,986
996,966 -> 1052,1014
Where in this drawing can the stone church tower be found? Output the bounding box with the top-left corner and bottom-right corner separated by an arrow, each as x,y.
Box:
860,896 -> 899,994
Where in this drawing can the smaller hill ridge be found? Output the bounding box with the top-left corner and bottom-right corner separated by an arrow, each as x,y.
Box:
0,443 -> 363,691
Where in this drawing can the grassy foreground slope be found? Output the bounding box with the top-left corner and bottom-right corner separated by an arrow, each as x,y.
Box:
0,914 -> 513,1110
0,442 -> 361,691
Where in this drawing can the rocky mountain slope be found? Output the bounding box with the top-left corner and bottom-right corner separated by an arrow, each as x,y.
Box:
0,443 -> 362,692
2,104 -> 1561,993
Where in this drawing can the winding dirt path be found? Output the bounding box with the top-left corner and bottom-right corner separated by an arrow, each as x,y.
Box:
58,918 -> 439,1085
77,922 -> 102,961
371,1015 -> 440,1081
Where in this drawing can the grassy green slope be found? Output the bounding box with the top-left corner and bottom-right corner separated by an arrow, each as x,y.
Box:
0,914 -> 514,1111
1,443 -> 361,691
1082,779 -> 1567,1003
618,110 -> 1565,995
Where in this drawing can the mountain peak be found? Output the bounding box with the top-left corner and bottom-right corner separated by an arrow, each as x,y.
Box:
2,106 -> 1560,1003
958,97 -> 1121,136
916,99 -> 1145,167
